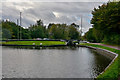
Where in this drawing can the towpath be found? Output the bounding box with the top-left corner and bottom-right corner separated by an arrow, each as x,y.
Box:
91,43 -> 120,50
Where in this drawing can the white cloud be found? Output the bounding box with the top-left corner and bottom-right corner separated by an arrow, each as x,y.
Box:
2,0 -> 109,2
2,2 -> 106,33
53,12 -> 60,18
2,0 -> 31,2
3,2 -> 34,12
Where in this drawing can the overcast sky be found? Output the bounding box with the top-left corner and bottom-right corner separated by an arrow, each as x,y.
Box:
1,0 -> 109,33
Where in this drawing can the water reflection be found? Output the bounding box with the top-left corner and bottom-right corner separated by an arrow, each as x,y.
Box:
2,46 -> 112,78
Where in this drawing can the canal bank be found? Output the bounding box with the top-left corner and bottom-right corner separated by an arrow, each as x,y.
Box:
1,41 -> 66,47
79,43 -> 119,80
1,44 -> 67,47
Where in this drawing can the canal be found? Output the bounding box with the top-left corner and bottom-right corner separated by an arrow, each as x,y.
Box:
2,46 -> 112,78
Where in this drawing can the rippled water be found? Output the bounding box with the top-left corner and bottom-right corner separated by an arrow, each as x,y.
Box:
2,46 -> 112,78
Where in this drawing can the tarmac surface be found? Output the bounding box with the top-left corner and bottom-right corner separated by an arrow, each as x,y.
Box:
91,43 -> 120,50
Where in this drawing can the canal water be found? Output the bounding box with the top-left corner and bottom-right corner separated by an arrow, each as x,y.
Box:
2,46 -> 112,78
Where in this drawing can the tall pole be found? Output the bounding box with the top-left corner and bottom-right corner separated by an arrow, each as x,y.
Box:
81,16 -> 82,35
17,19 -> 19,39
20,12 -> 22,40
17,19 -> 19,25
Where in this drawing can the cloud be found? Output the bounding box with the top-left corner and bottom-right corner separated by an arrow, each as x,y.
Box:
53,12 -> 61,18
1,2 -> 106,33
2,0 -> 108,2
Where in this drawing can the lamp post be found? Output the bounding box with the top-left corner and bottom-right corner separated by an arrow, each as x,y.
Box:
19,12 -> 22,40
16,19 -> 19,39
80,16 -> 82,36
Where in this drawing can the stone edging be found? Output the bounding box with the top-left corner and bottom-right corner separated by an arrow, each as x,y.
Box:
98,50 -> 118,77
78,45 -> 118,78
1,44 -> 67,47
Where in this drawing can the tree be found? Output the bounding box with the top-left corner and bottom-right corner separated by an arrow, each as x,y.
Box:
68,25 -> 80,40
1,19 -> 81,40
1,21 -> 32,39
29,20 -> 47,39
49,24 -> 58,39
37,19 -> 43,26
70,23 -> 79,28
84,28 -> 96,42
48,23 -> 80,40
2,28 -> 12,39
89,2 -> 120,44
22,29 -> 31,39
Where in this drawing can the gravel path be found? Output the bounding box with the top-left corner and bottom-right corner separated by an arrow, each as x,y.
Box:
91,43 -> 120,50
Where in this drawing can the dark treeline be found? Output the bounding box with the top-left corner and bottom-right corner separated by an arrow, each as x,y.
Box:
84,2 -> 120,45
1,19 -> 81,40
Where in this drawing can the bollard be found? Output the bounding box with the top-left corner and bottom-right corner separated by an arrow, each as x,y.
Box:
76,43 -> 78,45
40,43 -> 42,45
33,43 -> 35,45
65,42 -> 67,45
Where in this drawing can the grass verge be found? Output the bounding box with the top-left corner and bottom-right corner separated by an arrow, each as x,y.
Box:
80,43 -> 120,80
2,41 -> 66,46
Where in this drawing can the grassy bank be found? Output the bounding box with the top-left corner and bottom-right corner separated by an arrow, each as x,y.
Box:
80,43 -> 120,80
2,41 -> 66,46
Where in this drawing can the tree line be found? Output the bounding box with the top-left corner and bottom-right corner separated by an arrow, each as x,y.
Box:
84,2 -> 120,45
1,19 -> 81,40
